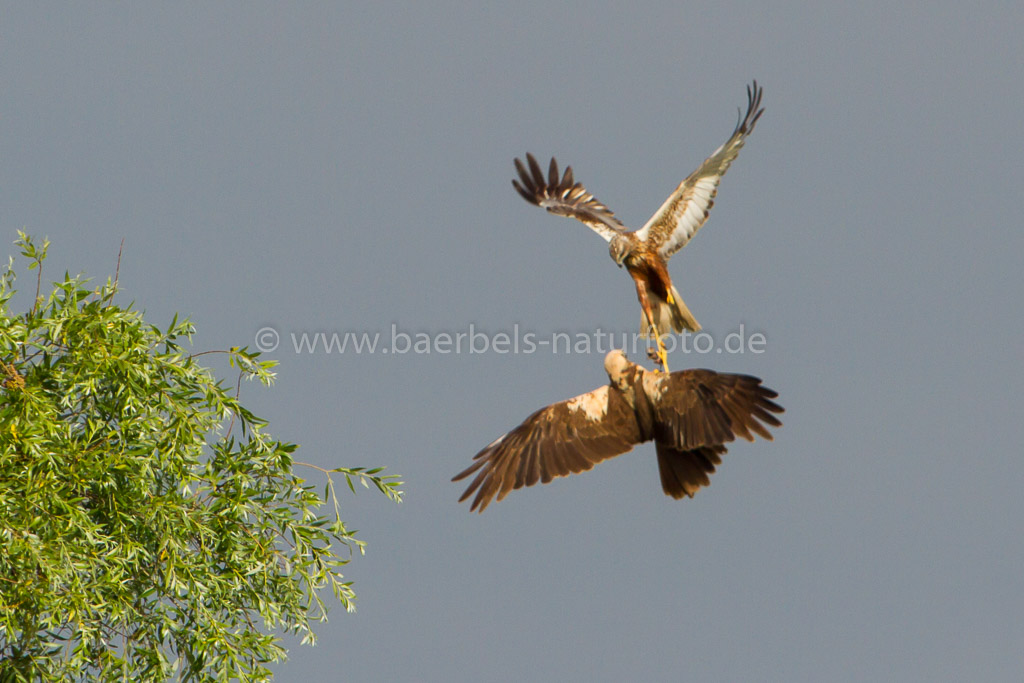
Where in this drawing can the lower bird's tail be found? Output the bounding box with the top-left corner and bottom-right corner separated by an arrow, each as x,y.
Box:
655,443 -> 726,499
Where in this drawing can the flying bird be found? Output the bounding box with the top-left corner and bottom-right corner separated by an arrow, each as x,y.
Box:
453,349 -> 782,512
512,81 -> 764,371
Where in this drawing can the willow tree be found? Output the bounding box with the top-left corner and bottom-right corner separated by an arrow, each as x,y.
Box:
0,234 -> 401,681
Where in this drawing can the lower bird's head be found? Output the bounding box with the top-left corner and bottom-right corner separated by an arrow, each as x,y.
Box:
608,235 -> 631,267
604,349 -> 634,389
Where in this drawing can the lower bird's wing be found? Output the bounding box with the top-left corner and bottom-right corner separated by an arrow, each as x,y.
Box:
453,384 -> 642,512
644,368 -> 781,498
647,368 -> 783,451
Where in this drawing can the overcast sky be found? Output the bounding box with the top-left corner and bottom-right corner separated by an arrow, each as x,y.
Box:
3,2 -> 1023,681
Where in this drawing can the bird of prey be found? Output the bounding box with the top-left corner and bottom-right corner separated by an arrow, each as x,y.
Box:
512,81 -> 764,371
452,349 -> 782,512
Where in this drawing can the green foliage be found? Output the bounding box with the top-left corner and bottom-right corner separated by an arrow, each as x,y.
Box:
0,234 -> 402,682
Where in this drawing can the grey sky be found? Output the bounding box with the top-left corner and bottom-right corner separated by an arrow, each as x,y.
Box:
3,2 -> 1022,681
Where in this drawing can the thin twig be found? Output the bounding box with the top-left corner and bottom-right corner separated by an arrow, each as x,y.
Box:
292,461 -> 331,474
224,369 -> 244,440
187,350 -> 232,361
106,238 -> 125,305
115,238 -> 124,288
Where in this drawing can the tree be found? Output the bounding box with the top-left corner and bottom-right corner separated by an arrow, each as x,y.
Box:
0,234 -> 402,681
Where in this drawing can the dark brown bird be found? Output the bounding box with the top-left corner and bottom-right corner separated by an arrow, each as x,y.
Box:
453,350 -> 782,512
512,82 -> 764,371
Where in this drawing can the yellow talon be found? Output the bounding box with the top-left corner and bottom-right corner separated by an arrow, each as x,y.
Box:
645,309 -> 670,372
666,290 -> 675,306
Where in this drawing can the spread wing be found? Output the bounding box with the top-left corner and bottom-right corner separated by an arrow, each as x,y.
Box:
634,81 -> 764,259
453,384 -> 642,512
643,368 -> 781,498
512,153 -> 627,243
647,368 -> 783,451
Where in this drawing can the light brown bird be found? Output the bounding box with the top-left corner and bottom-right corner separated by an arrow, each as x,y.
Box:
512,82 -> 764,371
453,350 -> 782,512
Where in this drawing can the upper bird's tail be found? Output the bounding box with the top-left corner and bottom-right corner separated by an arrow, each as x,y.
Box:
640,284 -> 700,338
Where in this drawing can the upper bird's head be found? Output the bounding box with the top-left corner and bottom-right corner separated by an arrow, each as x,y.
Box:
608,235 -> 632,267
604,349 -> 634,390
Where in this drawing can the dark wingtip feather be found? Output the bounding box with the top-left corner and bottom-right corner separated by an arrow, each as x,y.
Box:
512,179 -> 537,204
743,80 -> 765,133
513,155 -> 544,204
526,153 -> 545,186
513,157 -> 532,187
547,157 -> 560,187
562,164 -> 574,187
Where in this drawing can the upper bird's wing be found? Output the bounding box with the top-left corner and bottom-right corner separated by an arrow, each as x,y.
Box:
634,81 -> 764,259
646,367 -> 783,451
512,153 -> 627,243
453,384 -> 642,512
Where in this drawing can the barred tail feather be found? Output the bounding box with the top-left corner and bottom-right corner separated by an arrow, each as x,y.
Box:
640,285 -> 700,338
669,285 -> 701,333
